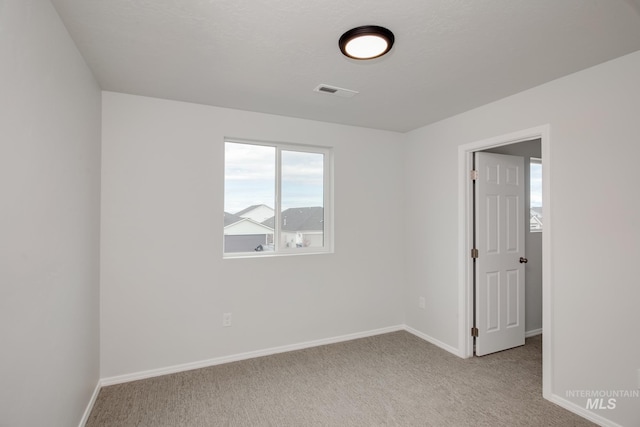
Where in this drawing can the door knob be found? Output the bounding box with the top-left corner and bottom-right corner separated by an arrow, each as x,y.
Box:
519,257 -> 528,264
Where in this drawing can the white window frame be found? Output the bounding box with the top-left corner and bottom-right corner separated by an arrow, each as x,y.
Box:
223,138 -> 333,258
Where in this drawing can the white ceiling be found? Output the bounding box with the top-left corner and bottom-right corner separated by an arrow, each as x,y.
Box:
51,0 -> 640,132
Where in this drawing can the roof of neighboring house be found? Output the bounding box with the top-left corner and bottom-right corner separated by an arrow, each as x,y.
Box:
531,207 -> 543,217
224,212 -> 243,226
224,213 -> 274,236
234,204 -> 272,217
262,207 -> 323,232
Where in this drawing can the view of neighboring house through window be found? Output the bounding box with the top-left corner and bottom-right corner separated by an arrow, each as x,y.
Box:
224,140 -> 331,256
530,157 -> 542,232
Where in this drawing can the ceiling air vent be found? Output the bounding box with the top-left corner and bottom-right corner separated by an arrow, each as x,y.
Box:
313,84 -> 358,98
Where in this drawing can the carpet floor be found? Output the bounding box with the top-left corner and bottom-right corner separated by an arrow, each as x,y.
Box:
87,331 -> 595,426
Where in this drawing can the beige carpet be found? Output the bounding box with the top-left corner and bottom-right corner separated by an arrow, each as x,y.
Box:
87,331 -> 595,426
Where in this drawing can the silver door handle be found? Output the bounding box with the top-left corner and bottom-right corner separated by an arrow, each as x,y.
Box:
519,257 -> 528,264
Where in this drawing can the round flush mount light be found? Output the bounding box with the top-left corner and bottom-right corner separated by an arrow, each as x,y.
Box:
339,25 -> 395,60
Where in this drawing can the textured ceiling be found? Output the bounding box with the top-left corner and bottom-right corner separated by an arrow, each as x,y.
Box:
51,0 -> 640,132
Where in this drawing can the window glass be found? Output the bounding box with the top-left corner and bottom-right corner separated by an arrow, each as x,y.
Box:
224,140 -> 331,256
530,158 -> 542,232
281,150 -> 324,249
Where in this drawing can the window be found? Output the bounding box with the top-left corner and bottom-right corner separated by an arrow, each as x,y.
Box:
530,158 -> 542,232
224,139 -> 332,256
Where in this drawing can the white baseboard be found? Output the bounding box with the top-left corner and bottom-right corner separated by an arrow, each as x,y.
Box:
78,381 -> 101,427
525,328 -> 543,338
403,325 -> 463,357
100,324 -> 405,386
547,393 -> 623,427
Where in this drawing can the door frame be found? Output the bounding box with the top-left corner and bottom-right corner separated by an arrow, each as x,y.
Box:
457,124 -> 552,399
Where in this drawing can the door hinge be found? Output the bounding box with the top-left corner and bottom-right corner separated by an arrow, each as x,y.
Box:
470,169 -> 478,180
471,327 -> 479,338
471,248 -> 479,259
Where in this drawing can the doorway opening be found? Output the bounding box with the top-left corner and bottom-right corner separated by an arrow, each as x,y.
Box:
457,125 -> 551,399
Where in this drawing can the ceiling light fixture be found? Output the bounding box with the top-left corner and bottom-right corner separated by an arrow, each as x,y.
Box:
339,25 -> 395,60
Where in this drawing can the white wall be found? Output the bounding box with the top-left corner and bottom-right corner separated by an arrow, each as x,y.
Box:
404,50 -> 640,426
0,1 -> 102,426
100,92 -> 405,378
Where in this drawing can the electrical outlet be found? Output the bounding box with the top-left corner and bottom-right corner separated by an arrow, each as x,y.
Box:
223,312 -> 232,327
418,296 -> 426,309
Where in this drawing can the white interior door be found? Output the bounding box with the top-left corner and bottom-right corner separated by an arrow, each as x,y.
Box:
475,152 -> 526,356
